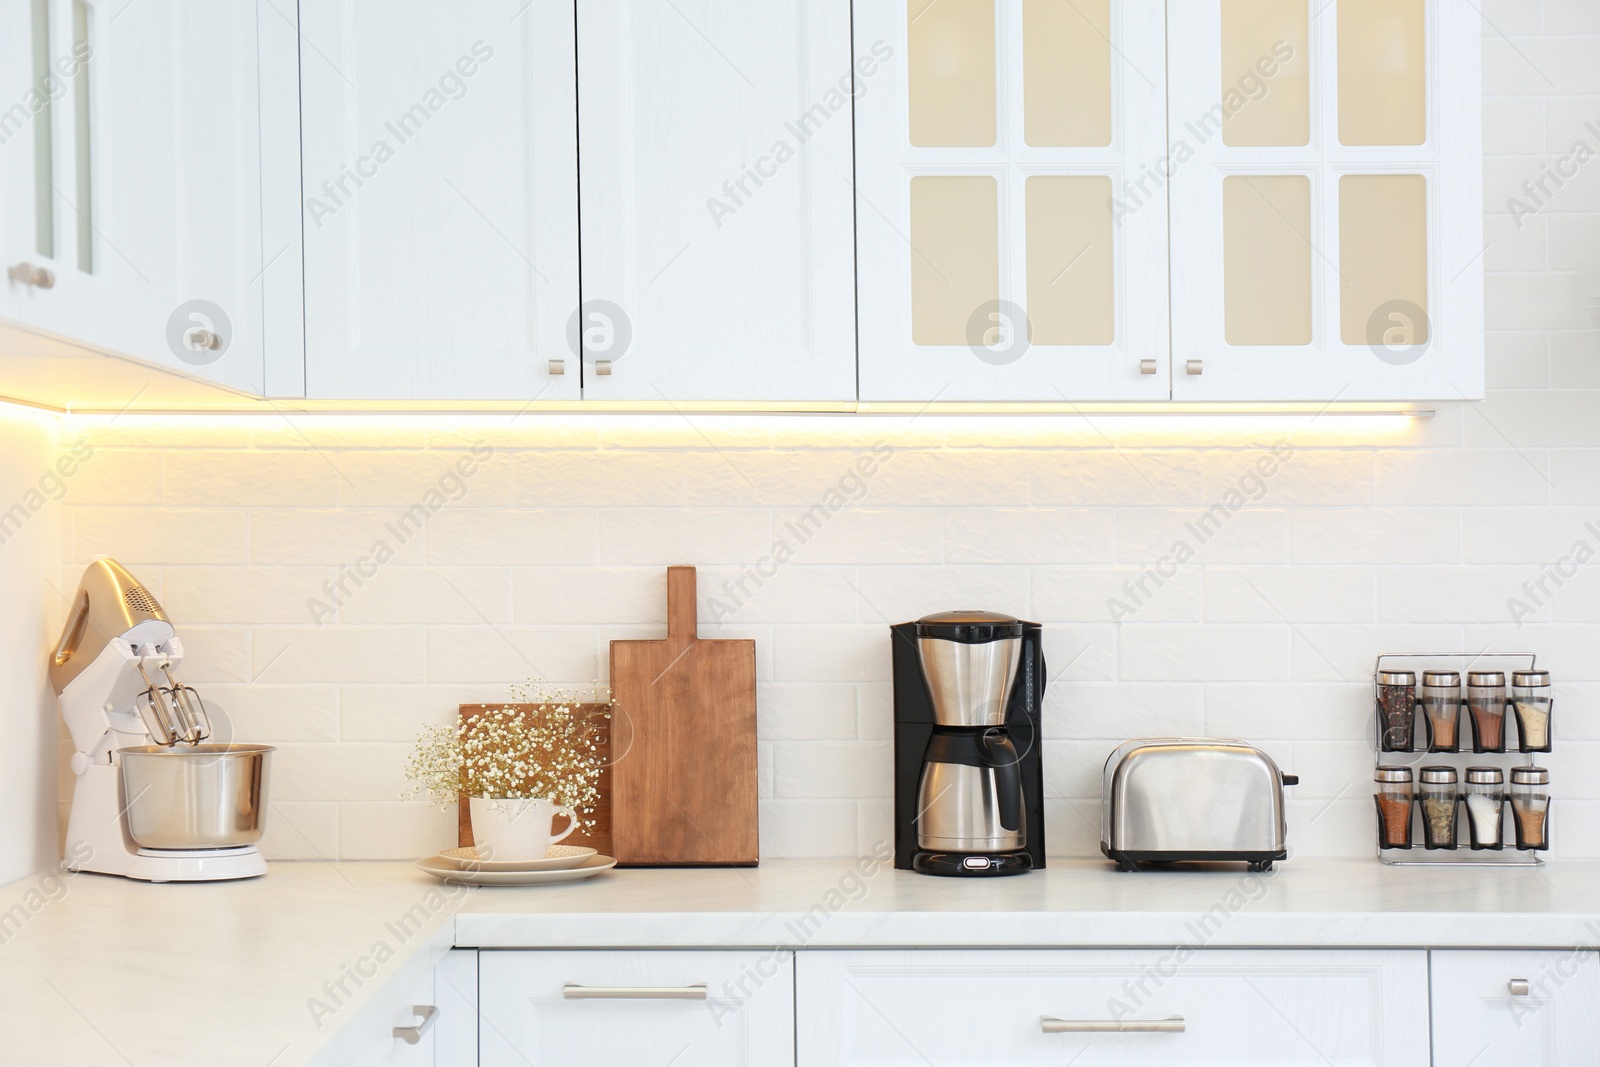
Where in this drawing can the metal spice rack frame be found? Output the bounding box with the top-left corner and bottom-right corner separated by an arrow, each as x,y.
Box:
1372,653 -> 1547,868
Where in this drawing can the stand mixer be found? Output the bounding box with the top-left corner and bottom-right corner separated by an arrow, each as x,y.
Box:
50,558 -> 272,882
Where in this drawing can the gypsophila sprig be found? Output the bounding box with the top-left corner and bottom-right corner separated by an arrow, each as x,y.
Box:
404,682 -> 610,831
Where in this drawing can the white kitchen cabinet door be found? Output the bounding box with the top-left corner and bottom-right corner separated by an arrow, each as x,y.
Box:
575,0 -> 856,403
434,949 -> 479,1067
1168,0 -> 1483,401
1431,949 -> 1600,1067
300,0 -> 579,401
799,948 -> 1430,1065
0,0 -> 289,397
480,949 -> 795,1067
854,0 -> 1170,402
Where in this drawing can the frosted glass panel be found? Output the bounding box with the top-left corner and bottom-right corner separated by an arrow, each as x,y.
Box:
1023,0 -> 1111,148
72,0 -> 92,273
1026,176 -> 1114,345
1338,0 -> 1425,146
908,0 -> 996,147
1220,0 -> 1309,147
910,176 -> 998,345
1340,174 -> 1429,346
1224,175 -> 1312,346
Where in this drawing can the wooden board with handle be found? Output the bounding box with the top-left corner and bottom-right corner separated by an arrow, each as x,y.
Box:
457,703 -> 613,855
608,566 -> 758,866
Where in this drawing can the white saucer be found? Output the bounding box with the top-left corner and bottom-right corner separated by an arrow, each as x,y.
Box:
416,854 -> 618,887
436,845 -> 598,872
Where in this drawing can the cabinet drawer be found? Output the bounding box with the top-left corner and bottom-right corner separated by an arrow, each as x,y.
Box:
798,949 -> 1428,1065
1431,949 -> 1600,1066
480,949 -> 794,1067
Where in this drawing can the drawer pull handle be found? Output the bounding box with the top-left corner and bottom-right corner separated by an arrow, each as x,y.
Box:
393,1005 -> 438,1045
1508,979 -> 1531,997
563,983 -> 708,1001
1041,1015 -> 1186,1034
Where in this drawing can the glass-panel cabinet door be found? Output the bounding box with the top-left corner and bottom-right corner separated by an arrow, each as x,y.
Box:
856,0 -> 1169,402
1169,0 -> 1483,401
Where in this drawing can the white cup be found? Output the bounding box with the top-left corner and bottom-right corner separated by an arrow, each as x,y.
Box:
468,796 -> 577,861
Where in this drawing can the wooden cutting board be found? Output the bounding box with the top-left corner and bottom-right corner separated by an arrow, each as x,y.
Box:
457,702 -> 613,855
608,566 -> 758,866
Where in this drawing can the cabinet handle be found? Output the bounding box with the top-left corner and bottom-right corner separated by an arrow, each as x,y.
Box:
1139,359 -> 1157,375
1185,360 -> 1204,375
183,327 -> 221,352
548,358 -> 566,375
7,263 -> 54,289
393,1005 -> 437,1045
562,983 -> 708,1001
594,360 -> 613,376
1041,1015 -> 1186,1034
1508,979 -> 1531,997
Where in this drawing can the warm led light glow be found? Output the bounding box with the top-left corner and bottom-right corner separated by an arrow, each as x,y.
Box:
51,405 -> 1429,449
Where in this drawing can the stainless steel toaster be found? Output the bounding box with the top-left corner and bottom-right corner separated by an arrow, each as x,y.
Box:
1100,739 -> 1298,872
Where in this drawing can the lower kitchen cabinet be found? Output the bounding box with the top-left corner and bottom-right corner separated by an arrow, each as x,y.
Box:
1431,950 -> 1600,1066
796,948 -> 1430,1065
479,949 -> 795,1066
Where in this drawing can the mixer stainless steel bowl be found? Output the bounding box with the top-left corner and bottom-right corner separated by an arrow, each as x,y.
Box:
119,744 -> 273,849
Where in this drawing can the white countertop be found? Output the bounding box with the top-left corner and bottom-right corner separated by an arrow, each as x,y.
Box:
5,856 -> 1600,1066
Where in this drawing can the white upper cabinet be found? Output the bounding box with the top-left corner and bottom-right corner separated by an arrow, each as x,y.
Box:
854,0 -> 1170,402
574,0 -> 857,403
0,0 -> 292,397
1167,0 -> 1483,401
299,0 -> 579,401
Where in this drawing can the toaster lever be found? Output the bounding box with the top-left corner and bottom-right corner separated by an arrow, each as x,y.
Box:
1282,774 -> 1299,786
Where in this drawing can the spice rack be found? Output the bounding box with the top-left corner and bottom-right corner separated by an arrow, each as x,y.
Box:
1371,653 -> 1549,868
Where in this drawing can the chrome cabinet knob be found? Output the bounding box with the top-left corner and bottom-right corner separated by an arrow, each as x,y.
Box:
393,1005 -> 437,1045
8,262 -> 54,289
1139,359 -> 1158,375
1508,979 -> 1531,997
183,327 -> 221,352
548,358 -> 565,375
594,360 -> 613,376
1185,359 -> 1204,375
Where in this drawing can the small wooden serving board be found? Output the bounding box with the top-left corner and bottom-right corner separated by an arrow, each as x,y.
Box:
608,566 -> 759,866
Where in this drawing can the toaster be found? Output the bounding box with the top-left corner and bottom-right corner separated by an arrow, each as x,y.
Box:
1101,739 -> 1298,872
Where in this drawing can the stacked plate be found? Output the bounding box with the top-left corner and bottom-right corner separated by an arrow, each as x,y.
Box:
416,844 -> 618,886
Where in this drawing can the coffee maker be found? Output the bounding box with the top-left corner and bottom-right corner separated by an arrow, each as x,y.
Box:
892,611 -> 1046,876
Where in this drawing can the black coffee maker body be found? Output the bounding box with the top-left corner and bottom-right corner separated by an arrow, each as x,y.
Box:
892,611 -> 1046,876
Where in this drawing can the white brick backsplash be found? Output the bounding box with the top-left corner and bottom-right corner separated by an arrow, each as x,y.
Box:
855,565 -> 1030,625
947,508 -> 1116,564
1204,567 -> 1375,624
1118,625 -> 1289,682
772,741 -> 892,799
598,507 -> 771,566
1035,566 -> 1203,623
1027,450 -> 1204,506
1289,508 -> 1461,565
759,684 -> 858,740
31,8 -> 1600,865
1118,507 -> 1290,565
1204,683 -> 1368,742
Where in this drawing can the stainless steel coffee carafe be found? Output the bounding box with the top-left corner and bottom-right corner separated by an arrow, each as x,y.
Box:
913,611 -> 1028,859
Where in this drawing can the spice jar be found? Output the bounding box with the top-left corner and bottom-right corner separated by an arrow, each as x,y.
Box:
1466,670 -> 1508,753
1510,767 -> 1551,852
1418,766 -> 1460,850
1376,669 -> 1418,752
1420,670 -> 1463,752
1463,767 -> 1506,851
1511,670 -> 1553,753
1374,766 -> 1414,850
